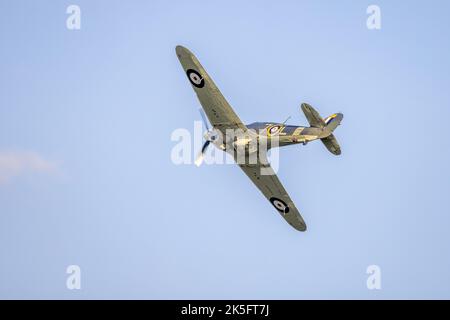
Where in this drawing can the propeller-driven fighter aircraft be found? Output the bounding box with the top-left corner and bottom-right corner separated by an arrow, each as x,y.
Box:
176,45 -> 343,232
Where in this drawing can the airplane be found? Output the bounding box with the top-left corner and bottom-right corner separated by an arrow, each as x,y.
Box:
176,45 -> 343,232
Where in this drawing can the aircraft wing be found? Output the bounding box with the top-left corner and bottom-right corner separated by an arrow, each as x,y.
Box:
238,156 -> 307,232
176,45 -> 247,132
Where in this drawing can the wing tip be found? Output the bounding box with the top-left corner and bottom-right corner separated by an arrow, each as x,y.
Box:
289,220 -> 307,232
175,45 -> 193,57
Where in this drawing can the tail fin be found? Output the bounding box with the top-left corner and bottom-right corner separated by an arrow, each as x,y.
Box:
301,103 -> 343,155
323,113 -> 343,134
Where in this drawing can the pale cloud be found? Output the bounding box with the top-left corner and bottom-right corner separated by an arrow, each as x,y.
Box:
0,151 -> 59,185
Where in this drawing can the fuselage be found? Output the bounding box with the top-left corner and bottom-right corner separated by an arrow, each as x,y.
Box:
246,122 -> 322,147
207,122 -> 323,158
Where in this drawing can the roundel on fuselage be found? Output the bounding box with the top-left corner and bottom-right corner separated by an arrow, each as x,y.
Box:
266,125 -> 283,136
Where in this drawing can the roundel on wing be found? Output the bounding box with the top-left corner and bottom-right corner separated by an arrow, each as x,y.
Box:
269,197 -> 290,214
186,69 -> 205,88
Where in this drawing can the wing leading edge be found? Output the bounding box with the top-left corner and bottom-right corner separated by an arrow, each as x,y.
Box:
175,45 -> 247,132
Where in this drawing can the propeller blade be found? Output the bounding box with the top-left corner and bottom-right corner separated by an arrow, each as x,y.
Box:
195,140 -> 211,167
201,140 -> 211,153
194,152 -> 204,167
199,109 -> 210,131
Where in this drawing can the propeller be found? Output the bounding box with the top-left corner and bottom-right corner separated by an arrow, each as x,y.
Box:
199,108 -> 210,131
195,109 -> 212,167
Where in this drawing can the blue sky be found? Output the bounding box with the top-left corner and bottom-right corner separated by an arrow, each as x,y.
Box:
1,0 -> 450,299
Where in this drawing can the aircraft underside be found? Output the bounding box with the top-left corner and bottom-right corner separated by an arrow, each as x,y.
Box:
176,45 -> 343,231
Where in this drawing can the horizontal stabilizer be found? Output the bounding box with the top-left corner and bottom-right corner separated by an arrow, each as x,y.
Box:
321,134 -> 341,155
301,103 -> 326,128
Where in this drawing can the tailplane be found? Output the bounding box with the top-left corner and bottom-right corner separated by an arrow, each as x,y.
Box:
301,103 -> 343,155
321,134 -> 341,155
